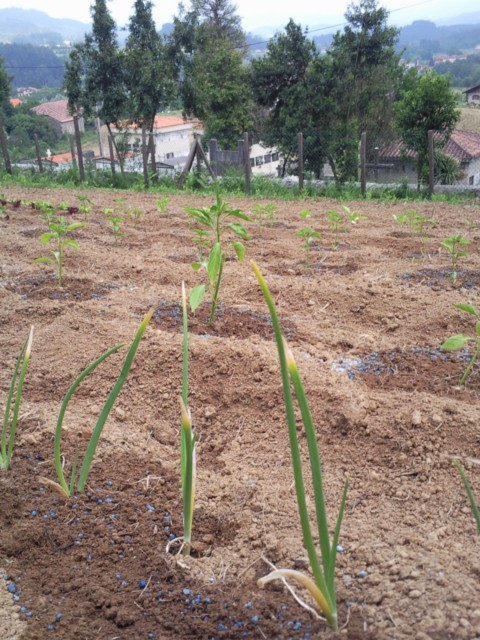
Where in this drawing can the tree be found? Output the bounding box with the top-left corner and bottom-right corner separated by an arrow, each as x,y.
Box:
125,0 -> 175,133
0,55 -> 10,107
394,69 -> 460,185
171,0 -> 252,147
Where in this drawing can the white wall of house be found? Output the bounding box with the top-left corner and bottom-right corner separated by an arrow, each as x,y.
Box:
249,143 -> 281,175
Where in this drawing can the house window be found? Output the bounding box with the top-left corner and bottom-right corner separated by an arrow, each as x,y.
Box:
264,154 -> 272,164
271,152 -> 279,162
166,152 -> 174,159
469,175 -> 474,185
255,156 -> 264,166
250,158 -> 255,168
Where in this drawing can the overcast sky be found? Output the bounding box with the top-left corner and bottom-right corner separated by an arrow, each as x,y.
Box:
0,0 -> 478,32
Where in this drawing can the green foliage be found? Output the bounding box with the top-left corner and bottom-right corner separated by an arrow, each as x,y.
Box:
326,206 -> 365,249
0,54 -> 10,106
0,43 -> 64,88
394,69 -> 460,185
442,303 -> 480,385
39,307 -> 154,497
107,215 -> 124,243
441,234 -> 469,282
34,216 -> 85,286
1,328 -> 33,471
251,261 -> 347,630
128,207 -> 142,224
453,460 -> 480,534
184,191 -> 250,322
252,202 -> 278,227
156,197 -> 169,213
393,209 -> 435,235
297,227 -> 321,261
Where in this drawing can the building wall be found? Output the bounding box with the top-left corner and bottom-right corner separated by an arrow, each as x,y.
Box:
466,92 -> 480,105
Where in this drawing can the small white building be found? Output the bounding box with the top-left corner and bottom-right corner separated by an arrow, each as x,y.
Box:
464,84 -> 480,106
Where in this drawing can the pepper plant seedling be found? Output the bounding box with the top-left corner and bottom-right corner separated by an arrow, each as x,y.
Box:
77,195 -> 93,220
252,261 -> 347,631
297,228 -> 321,263
34,216 -> 85,287
1,328 -> 34,471
39,307 -> 154,497
441,234 -> 469,282
252,202 -> 278,227
184,192 -> 251,322
107,215 -> 124,243
441,303 -> 480,385
156,197 -> 169,214
128,208 -> 142,224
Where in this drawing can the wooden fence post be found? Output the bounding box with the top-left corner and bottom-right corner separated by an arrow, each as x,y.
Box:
108,135 -> 116,178
209,139 -> 218,177
360,131 -> 367,196
73,116 -> 85,181
95,117 -> 105,157
69,135 -> 77,169
243,132 -> 251,195
297,132 -> 304,191
34,134 -> 43,173
141,125 -> 149,188
0,115 -> 12,175
428,130 -> 434,197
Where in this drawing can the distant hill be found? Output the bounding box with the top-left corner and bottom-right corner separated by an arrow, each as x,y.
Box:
436,12 -> 480,27
0,43 -> 65,88
0,8 -> 88,44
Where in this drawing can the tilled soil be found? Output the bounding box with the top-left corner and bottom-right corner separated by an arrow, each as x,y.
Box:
0,187 -> 479,640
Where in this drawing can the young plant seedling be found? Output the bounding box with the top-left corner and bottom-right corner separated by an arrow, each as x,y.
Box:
326,210 -> 345,249
297,228 -> 321,264
442,303 -> 480,385
299,209 -> 312,220
441,234 -> 469,282
341,205 -> 365,226
393,209 -> 434,236
252,202 -> 278,228
34,216 -> 85,287
1,328 -> 34,471
38,307 -> 154,497
35,201 -> 56,225
128,208 -> 142,224
0,204 -> 8,220
251,261 -> 347,631
179,282 -> 196,555
107,215 -> 124,244
156,197 -> 169,214
453,459 -> 480,534
184,192 -> 251,322
77,195 -> 93,220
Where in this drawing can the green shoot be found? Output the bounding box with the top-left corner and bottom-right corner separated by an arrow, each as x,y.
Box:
0,204 -> 7,220
107,215 -> 124,244
326,210 -> 345,249
251,261 -> 347,631
77,195 -> 93,220
441,234 -> 469,282
128,208 -> 142,224
180,282 -> 196,555
35,201 -> 56,225
58,201 -> 70,211
441,303 -> 480,385
156,197 -> 170,214
341,205 -> 365,225
252,202 -> 278,227
393,209 -> 433,236
297,228 -> 321,264
39,306 -> 154,497
299,209 -> 311,219
185,191 -> 250,323
1,327 -> 34,471
453,460 -> 480,534
34,216 -> 85,287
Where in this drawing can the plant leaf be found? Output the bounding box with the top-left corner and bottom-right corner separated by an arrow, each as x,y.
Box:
227,222 -> 249,240
40,232 -> 53,244
207,243 -> 222,287
66,222 -> 85,232
232,241 -> 245,261
455,303 -> 478,316
64,239 -> 79,249
189,285 -> 205,313
34,256 -> 52,264
442,334 -> 471,350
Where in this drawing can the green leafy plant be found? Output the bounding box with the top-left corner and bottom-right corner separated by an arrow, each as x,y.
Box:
0,204 -> 8,220
393,209 -> 434,236
441,234 -> 469,282
156,197 -> 170,214
297,228 -> 321,262
107,215 -> 124,243
184,192 -> 250,322
179,282 -> 196,555
39,307 -> 154,497
251,260 -> 347,631
341,205 -> 365,225
299,209 -> 312,220
35,200 -> 56,225
1,328 -> 34,471
34,216 -> 85,287
442,303 -> 480,385
252,202 -> 278,227
327,206 -> 366,249
77,195 -> 93,220
128,207 -> 142,224
453,459 -> 480,534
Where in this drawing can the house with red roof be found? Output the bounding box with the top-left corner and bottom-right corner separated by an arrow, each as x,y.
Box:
464,83 -> 480,106
375,130 -> 480,186
110,115 -> 203,168
31,100 -> 84,137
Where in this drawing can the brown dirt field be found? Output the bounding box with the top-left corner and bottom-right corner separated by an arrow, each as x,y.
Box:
0,187 -> 479,640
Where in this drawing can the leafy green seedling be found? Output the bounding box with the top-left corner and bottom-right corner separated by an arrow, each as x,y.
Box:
0,204 -> 8,220
107,215 -> 124,244
441,234 -> 469,282
299,209 -> 311,219
156,197 -> 169,214
326,210 -> 345,249
58,201 -> 70,211
1,328 -> 34,471
251,261 -> 347,631
252,202 -> 278,227
393,209 -> 434,236
35,201 -> 56,225
341,205 -> 365,225
297,228 -> 321,263
128,208 -> 142,224
77,195 -> 93,220
185,192 -> 250,322
179,282 -> 196,555
442,303 -> 480,385
453,459 -> 480,534
34,216 -> 85,287
39,307 -> 154,497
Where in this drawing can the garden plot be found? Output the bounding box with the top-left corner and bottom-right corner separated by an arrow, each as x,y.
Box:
0,188 -> 479,640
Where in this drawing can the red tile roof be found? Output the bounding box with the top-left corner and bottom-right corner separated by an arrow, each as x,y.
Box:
44,152 -> 73,165
10,98 -> 23,107
32,100 -> 73,123
380,130 -> 480,162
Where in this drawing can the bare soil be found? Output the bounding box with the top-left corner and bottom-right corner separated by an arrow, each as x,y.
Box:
0,187 -> 479,640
